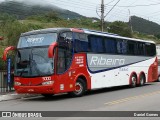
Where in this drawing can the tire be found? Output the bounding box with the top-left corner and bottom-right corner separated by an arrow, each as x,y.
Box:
130,74 -> 137,88
158,76 -> 160,82
41,94 -> 54,98
139,74 -> 145,86
69,78 -> 86,97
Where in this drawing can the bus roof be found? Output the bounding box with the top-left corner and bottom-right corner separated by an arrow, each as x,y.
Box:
21,28 -> 155,44
82,29 -> 155,44
21,28 -> 71,36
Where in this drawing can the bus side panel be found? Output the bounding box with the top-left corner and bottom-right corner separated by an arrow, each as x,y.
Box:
147,57 -> 158,82
54,53 -> 91,93
86,53 -> 157,89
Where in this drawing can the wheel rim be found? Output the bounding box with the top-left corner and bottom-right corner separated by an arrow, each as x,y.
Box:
140,77 -> 144,85
75,82 -> 83,94
132,76 -> 136,86
158,76 -> 160,82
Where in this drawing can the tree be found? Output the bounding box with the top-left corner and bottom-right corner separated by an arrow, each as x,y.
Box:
108,21 -> 132,37
155,33 -> 160,39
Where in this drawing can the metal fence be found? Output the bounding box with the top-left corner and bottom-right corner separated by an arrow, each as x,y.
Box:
0,70 -> 14,94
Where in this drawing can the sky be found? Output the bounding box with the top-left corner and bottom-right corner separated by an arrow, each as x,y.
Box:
1,0 -> 160,24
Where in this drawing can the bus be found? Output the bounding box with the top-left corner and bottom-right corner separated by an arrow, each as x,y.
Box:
2,28 -> 158,97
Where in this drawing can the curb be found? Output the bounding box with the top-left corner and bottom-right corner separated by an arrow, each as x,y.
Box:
0,93 -> 39,102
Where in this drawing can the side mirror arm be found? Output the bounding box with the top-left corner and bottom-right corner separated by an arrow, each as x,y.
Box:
48,42 -> 58,58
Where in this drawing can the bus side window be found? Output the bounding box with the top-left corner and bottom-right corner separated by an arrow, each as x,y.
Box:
127,41 -> 136,55
89,35 -> 104,53
117,39 -> 127,54
74,33 -> 89,52
145,43 -> 156,56
104,38 -> 117,54
57,32 -> 73,74
137,42 -> 145,56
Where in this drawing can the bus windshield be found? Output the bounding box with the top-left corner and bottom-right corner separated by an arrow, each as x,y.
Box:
14,47 -> 54,77
14,33 -> 57,77
17,33 -> 57,48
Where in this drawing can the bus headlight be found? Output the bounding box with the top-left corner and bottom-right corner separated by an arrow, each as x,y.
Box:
14,81 -> 21,86
42,81 -> 54,85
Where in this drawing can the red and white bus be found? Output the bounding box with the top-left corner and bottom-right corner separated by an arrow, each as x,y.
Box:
3,28 -> 158,97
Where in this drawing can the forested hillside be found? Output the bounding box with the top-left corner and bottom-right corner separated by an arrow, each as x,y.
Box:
131,16 -> 160,35
0,1 -> 83,19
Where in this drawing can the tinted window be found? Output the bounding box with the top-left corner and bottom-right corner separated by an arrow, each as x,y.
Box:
117,39 -> 127,54
89,36 -> 104,53
137,42 -> 145,55
58,32 -> 73,51
145,43 -> 156,56
104,37 -> 117,54
74,33 -> 89,52
57,32 -> 73,74
128,41 -> 136,55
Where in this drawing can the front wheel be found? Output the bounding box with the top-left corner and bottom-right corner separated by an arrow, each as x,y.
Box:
69,78 -> 86,97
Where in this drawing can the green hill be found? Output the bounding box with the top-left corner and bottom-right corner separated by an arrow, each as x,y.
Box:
131,16 -> 160,35
0,1 -> 84,19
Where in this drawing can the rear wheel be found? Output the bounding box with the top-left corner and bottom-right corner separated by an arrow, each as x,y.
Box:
69,78 -> 86,97
41,94 -> 54,98
139,74 -> 145,86
130,74 -> 137,88
158,76 -> 160,82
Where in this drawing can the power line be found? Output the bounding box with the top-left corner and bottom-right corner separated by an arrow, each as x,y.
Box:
43,0 -> 96,11
62,0 -> 97,8
104,0 -> 121,17
107,2 -> 160,7
78,0 -> 99,6
105,0 -> 116,5
57,0 -> 96,9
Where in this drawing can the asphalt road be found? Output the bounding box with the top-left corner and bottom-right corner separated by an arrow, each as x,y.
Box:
0,82 -> 160,120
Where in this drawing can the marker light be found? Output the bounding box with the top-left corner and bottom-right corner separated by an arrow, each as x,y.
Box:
14,81 -> 21,86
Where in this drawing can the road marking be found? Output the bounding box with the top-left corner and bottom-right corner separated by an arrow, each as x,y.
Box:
105,90 -> 160,106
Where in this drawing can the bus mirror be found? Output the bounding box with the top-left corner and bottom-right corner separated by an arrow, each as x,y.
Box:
48,42 -> 58,58
2,46 -> 16,61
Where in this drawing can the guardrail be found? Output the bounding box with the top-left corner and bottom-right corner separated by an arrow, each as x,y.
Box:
0,70 -> 14,94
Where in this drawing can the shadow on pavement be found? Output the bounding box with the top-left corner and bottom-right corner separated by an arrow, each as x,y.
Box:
22,83 -> 153,102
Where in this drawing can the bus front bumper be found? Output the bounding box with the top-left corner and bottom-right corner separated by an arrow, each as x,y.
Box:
14,86 -> 55,94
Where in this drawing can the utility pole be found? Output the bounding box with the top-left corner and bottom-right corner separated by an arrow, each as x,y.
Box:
101,0 -> 104,32
128,9 -> 133,34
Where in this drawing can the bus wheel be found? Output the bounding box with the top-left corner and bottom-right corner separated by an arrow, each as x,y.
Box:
69,78 -> 86,97
41,94 -> 54,98
158,76 -> 160,82
139,74 -> 145,86
130,74 -> 137,88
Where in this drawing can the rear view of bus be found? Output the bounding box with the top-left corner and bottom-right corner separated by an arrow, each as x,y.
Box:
2,28 -> 158,97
